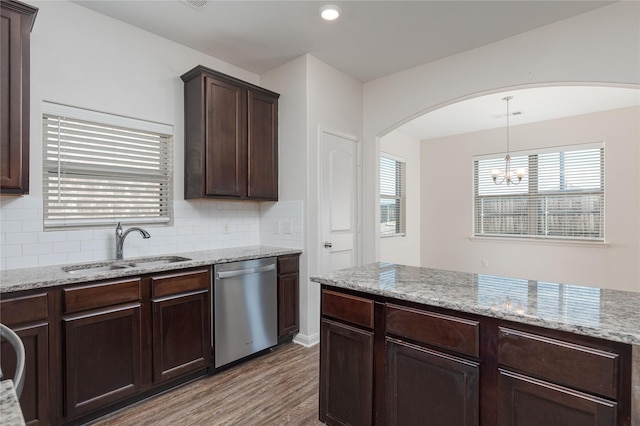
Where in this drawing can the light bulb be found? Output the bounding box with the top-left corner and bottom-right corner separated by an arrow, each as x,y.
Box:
320,4 -> 341,21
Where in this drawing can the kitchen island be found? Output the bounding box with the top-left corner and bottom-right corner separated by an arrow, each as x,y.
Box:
311,262 -> 640,425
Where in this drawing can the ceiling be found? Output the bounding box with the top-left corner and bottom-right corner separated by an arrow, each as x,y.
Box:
72,0 -> 614,83
71,1 -> 638,139
397,86 -> 640,140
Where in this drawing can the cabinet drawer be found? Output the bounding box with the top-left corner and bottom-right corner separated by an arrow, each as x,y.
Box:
64,278 -> 141,314
322,289 -> 374,329
386,304 -> 480,358
278,255 -> 299,274
151,269 -> 209,298
498,327 -> 619,399
0,292 -> 48,325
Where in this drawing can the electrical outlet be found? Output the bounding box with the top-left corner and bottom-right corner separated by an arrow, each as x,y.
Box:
281,221 -> 292,234
223,223 -> 230,234
482,259 -> 489,268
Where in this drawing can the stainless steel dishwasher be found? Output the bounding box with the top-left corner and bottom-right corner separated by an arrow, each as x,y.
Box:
213,257 -> 277,368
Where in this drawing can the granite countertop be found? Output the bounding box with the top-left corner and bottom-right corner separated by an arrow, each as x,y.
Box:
0,380 -> 26,426
311,262 -> 640,346
1,246 -> 302,294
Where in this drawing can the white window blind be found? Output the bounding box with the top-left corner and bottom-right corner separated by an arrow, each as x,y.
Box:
380,154 -> 406,237
474,143 -> 604,241
42,102 -> 173,229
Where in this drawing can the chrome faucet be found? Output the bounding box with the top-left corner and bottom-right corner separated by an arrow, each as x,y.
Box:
115,222 -> 150,260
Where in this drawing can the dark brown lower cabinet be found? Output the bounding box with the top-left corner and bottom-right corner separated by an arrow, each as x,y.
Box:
150,269 -> 211,383
319,286 -> 633,426
386,338 -> 479,426
63,303 -> 142,417
277,254 -> 300,340
498,370 -> 616,426
320,318 -> 374,426
0,292 -> 50,425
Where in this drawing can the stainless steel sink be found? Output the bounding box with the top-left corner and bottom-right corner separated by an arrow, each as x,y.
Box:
62,256 -> 191,275
127,256 -> 192,268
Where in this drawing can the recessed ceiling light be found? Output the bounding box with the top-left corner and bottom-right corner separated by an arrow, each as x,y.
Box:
319,4 -> 342,21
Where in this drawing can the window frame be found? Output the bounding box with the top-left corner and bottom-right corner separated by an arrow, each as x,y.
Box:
473,142 -> 605,243
380,153 -> 407,238
42,102 -> 174,230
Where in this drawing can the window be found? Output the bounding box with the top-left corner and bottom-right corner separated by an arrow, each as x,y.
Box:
380,154 -> 406,237
473,143 -> 604,241
42,102 -> 173,229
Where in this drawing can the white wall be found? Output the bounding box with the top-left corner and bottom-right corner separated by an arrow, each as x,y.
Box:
0,0 -> 302,270
261,56 -> 312,344
420,107 -> 639,292
379,131 -> 421,266
363,2 -> 640,291
262,55 -> 363,346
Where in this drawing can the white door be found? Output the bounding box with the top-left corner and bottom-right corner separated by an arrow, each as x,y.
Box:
319,128 -> 360,273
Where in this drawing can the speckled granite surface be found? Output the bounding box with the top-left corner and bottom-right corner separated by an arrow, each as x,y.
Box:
0,246 -> 301,294
311,262 -> 640,346
0,380 -> 25,426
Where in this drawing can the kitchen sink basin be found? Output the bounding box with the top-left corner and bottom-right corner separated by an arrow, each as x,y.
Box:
126,256 -> 192,268
62,256 -> 191,275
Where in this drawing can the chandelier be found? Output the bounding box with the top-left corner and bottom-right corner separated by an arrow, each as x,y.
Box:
491,96 -> 526,185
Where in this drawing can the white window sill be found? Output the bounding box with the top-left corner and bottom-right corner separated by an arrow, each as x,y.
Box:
381,233 -> 406,239
469,235 -> 609,248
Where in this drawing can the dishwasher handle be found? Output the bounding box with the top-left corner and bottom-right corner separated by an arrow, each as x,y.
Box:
216,263 -> 276,279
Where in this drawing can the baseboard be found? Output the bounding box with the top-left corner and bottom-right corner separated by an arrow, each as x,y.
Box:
293,332 -> 320,348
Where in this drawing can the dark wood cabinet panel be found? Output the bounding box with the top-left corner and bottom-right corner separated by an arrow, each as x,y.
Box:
277,272 -> 299,337
151,290 -> 210,383
0,0 -> 36,194
498,327 -> 619,399
203,76 -> 245,198
0,292 -> 50,426
1,322 -> 49,426
498,369 -> 617,426
277,254 -> 299,339
322,289 -> 374,329
63,303 -> 142,417
386,338 -> 479,426
386,304 -> 480,357
319,318 -> 373,426
246,89 -> 278,199
181,65 -> 279,200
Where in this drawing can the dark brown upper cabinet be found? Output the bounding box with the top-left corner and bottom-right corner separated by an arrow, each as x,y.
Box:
181,65 -> 279,201
1,0 -> 37,195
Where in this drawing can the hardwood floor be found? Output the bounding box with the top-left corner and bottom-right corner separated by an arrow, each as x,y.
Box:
90,343 -> 323,425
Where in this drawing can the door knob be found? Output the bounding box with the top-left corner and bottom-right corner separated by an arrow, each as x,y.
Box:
324,242 -> 333,248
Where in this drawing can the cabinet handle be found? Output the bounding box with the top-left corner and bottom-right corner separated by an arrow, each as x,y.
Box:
324,242 -> 333,248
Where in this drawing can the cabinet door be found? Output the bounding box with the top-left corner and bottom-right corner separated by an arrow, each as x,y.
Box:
277,272 -> 299,338
63,303 -> 142,418
498,369 -> 616,426
246,89 -> 278,200
0,2 -> 35,194
320,318 -> 373,426
203,75 -> 246,198
0,292 -> 50,426
386,338 -> 479,426
1,323 -> 49,426
151,290 -> 210,383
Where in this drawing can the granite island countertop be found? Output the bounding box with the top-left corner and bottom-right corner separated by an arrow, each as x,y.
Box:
0,380 -> 26,426
311,262 -> 640,346
1,245 -> 302,294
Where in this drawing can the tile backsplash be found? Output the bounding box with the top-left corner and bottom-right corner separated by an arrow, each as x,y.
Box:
0,197 -> 303,270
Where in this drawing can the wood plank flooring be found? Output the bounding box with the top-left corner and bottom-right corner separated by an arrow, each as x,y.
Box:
90,343 -> 323,426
